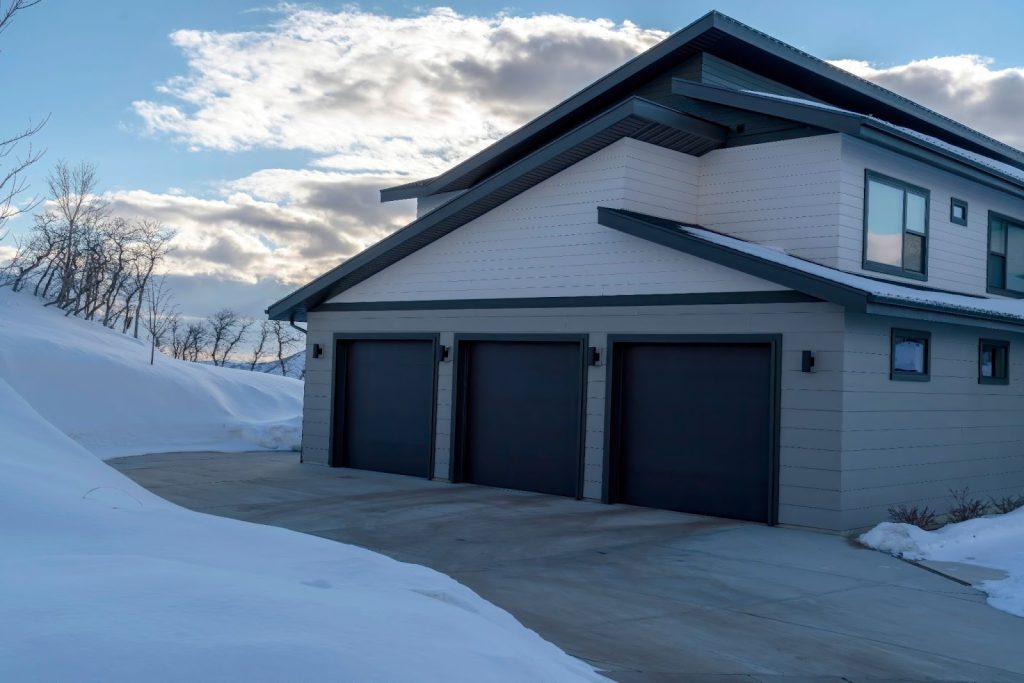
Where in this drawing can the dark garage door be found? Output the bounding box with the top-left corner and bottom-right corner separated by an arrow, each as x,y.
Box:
610,341 -> 774,523
456,340 -> 584,497
333,338 -> 436,477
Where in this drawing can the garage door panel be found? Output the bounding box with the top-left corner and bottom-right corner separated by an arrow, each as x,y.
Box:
459,340 -> 583,497
614,341 -> 774,522
335,338 -> 435,477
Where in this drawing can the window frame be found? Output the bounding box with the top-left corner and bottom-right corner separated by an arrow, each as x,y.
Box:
978,338 -> 1010,386
862,170 -> 930,281
950,198 -> 968,226
987,210 -> 1024,298
890,328 -> 931,382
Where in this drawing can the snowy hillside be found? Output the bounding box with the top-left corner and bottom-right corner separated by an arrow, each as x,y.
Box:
0,288 -> 302,457
214,349 -> 306,379
0,288 -> 604,680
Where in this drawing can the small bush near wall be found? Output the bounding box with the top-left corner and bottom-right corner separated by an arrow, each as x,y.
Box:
989,495 -> 1024,515
887,504 -> 938,529
947,488 -> 990,523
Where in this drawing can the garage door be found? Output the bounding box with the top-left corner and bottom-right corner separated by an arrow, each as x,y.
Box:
332,337 -> 436,477
455,339 -> 584,497
609,341 -> 775,523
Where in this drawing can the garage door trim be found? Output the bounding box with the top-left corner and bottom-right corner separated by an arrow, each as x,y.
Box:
329,332 -> 441,477
603,334 -> 782,524
449,333 -> 590,498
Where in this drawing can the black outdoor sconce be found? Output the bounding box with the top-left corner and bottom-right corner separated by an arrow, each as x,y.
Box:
801,350 -> 815,373
437,345 -> 451,362
312,343 -> 323,359
587,346 -> 601,366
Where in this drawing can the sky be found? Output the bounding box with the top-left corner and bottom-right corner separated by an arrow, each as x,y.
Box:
3,0 -> 1024,320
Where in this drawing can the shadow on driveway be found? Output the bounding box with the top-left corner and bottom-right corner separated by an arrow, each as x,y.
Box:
110,451 -> 1024,682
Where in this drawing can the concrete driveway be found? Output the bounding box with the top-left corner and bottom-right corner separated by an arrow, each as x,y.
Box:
110,451 -> 1024,682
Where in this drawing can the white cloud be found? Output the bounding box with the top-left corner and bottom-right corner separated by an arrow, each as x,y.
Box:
830,55 -> 1024,149
119,6 -> 666,308
106,171 -> 411,286
133,7 -> 666,177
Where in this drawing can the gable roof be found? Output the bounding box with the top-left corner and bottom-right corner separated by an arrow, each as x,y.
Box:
596,208 -> 1024,330
381,11 -> 1024,203
267,98 -> 727,320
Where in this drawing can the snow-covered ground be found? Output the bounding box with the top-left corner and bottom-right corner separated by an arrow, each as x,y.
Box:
0,288 -> 604,681
0,288 -> 302,457
862,512 -> 1024,618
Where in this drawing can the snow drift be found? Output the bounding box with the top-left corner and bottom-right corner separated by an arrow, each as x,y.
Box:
861,513 -> 1024,618
0,288 -> 301,457
0,289 -> 604,680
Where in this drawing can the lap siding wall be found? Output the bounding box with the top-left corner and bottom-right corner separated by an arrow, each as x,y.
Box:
302,301 -> 847,529
840,312 -> 1024,529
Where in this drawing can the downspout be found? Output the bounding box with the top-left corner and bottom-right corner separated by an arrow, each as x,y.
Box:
288,311 -> 307,336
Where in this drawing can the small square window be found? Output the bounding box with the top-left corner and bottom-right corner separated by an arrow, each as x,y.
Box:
951,198 -> 968,226
979,339 -> 1009,385
891,329 -> 931,381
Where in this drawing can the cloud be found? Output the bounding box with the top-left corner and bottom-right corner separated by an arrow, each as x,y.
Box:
831,56 -> 1024,149
133,7 -> 666,177
116,6 -> 667,317
106,171 -> 412,287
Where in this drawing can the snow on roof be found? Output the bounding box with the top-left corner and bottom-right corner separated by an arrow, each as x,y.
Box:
741,89 -> 1024,186
677,223 -> 1024,324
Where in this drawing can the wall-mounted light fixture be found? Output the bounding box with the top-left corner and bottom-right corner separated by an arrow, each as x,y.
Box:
801,350 -> 815,373
437,345 -> 451,363
587,346 -> 601,366
312,343 -> 323,359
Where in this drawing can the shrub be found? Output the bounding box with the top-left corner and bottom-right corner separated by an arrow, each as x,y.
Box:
989,495 -> 1024,515
947,488 -> 989,523
887,504 -> 938,529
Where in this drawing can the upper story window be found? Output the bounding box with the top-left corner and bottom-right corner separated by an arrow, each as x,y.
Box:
988,212 -> 1024,297
863,171 -> 929,280
950,198 -> 968,226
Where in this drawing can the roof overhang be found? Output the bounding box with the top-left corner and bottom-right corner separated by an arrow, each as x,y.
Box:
268,98 -> 728,321
672,81 -> 1024,201
596,208 -> 1024,331
381,11 -> 1024,203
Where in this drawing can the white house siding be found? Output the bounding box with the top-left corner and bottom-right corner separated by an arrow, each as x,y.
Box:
839,135 -> 1024,297
697,134 -> 845,268
301,300 -> 848,529
331,138 -> 788,303
839,311 -> 1024,529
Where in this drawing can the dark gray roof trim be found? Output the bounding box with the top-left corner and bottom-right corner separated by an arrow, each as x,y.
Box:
673,82 -> 1024,201
315,290 -> 815,312
597,208 -> 1024,329
267,98 -> 728,320
381,11 -> 1024,203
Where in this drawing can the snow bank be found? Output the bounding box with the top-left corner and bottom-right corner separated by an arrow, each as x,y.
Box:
861,512 -> 1024,617
0,296 -> 604,680
0,288 -> 302,457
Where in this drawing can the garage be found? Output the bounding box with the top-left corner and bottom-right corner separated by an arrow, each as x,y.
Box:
331,336 -> 437,477
453,337 -> 586,497
607,337 -> 777,523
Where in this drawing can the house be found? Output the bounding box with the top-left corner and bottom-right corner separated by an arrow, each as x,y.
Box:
268,11 -> 1024,531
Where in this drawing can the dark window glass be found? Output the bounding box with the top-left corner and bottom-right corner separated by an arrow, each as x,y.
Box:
865,174 -> 929,276
950,199 -> 968,225
989,214 -> 1024,295
980,340 -> 1009,384
891,330 -> 930,381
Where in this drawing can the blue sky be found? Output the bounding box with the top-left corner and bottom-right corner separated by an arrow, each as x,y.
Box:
3,1 -> 1024,318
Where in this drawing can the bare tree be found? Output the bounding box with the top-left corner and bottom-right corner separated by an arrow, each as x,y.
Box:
141,276 -> 176,365
271,320 -> 301,376
248,320 -> 272,370
182,322 -> 209,363
0,1 -> 45,238
207,308 -> 252,366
